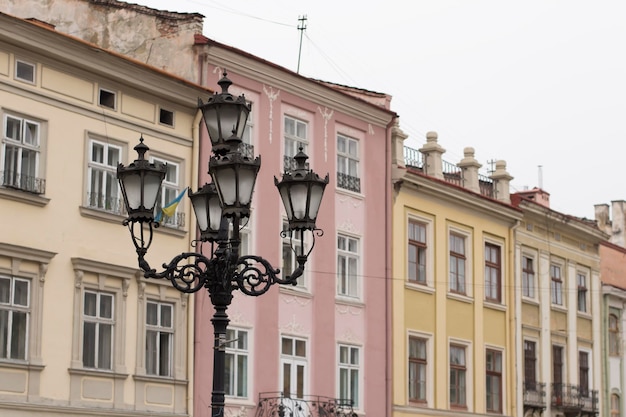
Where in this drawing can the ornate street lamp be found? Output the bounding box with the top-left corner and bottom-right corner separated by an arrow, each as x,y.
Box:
117,72 -> 328,417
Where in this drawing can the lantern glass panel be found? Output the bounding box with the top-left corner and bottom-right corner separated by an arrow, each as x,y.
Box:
208,194 -> 222,231
278,186 -> 293,220
219,105 -> 241,139
143,173 -> 163,211
289,183 -> 309,220
122,174 -> 142,210
238,167 -> 257,205
190,193 -> 209,232
308,183 -> 325,220
215,168 -> 237,205
203,107 -> 220,144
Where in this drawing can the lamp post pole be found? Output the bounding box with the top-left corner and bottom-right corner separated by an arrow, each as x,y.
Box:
117,73 -> 328,417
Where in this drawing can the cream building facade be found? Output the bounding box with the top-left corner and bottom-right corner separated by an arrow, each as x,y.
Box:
391,130 -> 521,416
513,190 -> 606,417
0,12 -> 210,416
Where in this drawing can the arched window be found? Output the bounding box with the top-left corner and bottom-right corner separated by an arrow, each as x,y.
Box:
610,314 -> 620,356
611,393 -> 620,417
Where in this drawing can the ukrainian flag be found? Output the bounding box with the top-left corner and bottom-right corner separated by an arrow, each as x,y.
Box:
155,187 -> 187,223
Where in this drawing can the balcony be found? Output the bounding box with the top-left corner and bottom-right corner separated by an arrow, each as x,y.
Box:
256,393 -> 356,417
580,389 -> 599,414
86,192 -> 126,215
551,383 -> 598,415
337,172 -> 361,193
1,170 -> 46,194
523,381 -> 546,409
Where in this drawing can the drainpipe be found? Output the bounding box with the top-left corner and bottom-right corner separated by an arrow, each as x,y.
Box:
511,220 -> 522,417
385,115 -> 397,417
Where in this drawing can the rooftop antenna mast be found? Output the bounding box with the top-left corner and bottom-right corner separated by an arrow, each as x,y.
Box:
538,165 -> 543,189
297,15 -> 307,74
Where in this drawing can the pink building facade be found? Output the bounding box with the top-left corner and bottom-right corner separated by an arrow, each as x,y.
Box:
194,38 -> 396,417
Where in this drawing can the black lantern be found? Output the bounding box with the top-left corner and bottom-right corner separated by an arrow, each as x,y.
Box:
117,137 -> 166,223
275,149 -> 329,231
188,183 -> 223,242
209,151 -> 261,219
198,72 -> 251,155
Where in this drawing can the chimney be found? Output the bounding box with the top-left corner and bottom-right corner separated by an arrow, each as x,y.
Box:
418,131 -> 446,180
457,147 -> 481,193
611,201 -> 626,247
514,187 -> 550,208
594,204 -> 611,235
490,160 -> 513,204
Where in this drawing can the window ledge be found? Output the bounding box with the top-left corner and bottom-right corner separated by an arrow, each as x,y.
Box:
155,223 -> 187,238
522,297 -> 540,306
133,374 -> 188,386
0,360 -> 45,372
577,311 -> 593,320
80,206 -> 187,237
335,187 -> 364,199
335,296 -> 365,308
447,292 -> 474,304
224,398 -> 256,407
484,301 -> 507,312
0,187 -> 49,207
68,367 -> 128,380
551,304 -> 568,313
405,281 -> 435,294
279,286 -> 313,298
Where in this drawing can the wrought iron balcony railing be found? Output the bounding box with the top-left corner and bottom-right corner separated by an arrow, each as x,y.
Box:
284,155 -> 309,173
256,392 -> 356,417
551,383 -> 581,410
239,142 -> 254,159
580,389 -> 599,413
86,192 -> 126,215
523,381 -> 546,408
1,170 -> 46,194
336,172 -> 361,193
159,211 -> 186,228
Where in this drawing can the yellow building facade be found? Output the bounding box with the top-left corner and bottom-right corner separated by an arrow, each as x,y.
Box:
0,13 -> 210,416
391,129 -> 521,416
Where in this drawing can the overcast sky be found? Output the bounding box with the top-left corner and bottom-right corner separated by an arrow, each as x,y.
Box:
138,0 -> 626,220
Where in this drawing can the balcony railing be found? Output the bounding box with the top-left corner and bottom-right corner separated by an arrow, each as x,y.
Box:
1,170 -> 46,194
403,146 -> 424,169
580,389 -> 599,413
478,173 -> 494,198
239,142 -> 254,159
283,155 -> 309,173
551,383 -> 581,410
442,160 -> 462,187
523,381 -> 546,408
86,192 -> 126,215
337,172 -> 361,193
256,393 -> 356,417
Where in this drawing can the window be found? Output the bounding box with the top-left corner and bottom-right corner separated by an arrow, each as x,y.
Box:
579,351 -> 589,398
450,345 -> 467,408
87,139 -> 122,214
15,60 -> 35,83
281,336 -> 307,399
484,243 -> 501,302
408,337 -> 427,402
486,349 -> 502,413
609,313 -> 620,356
550,264 -> 563,305
337,134 -> 360,193
99,88 -> 116,109
225,328 -> 248,398
408,220 -> 427,284
2,114 -> 44,194
145,301 -> 173,377
0,276 -> 30,360
240,104 -> 254,158
522,256 -> 535,298
577,273 -> 588,313
523,340 -> 537,391
284,116 -> 307,171
151,157 -> 183,228
338,345 -> 359,408
552,345 -> 563,399
82,290 -> 114,370
159,108 -> 174,127
611,394 -> 620,417
337,234 -> 359,298
449,233 -> 466,294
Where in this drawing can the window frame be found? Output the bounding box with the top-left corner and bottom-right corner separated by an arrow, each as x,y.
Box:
281,219 -> 309,291
225,327 -> 250,399
609,312 -> 620,356
485,348 -> 503,413
550,263 -> 564,306
337,344 -> 360,409
85,137 -> 124,215
280,335 -> 308,399
523,340 -> 537,391
448,228 -> 472,297
408,335 -> 428,404
14,59 -> 36,84
577,271 -> 588,313
150,155 -> 184,229
0,275 -> 31,361
611,393 -> 620,417
1,112 -> 46,196
145,300 -> 174,377
283,115 -> 308,172
521,254 -> 536,299
484,242 -> 502,303
336,233 -> 360,300
449,343 -> 468,409
82,289 -> 115,370
578,350 -> 590,398
408,220 -> 427,285
336,133 -> 360,193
